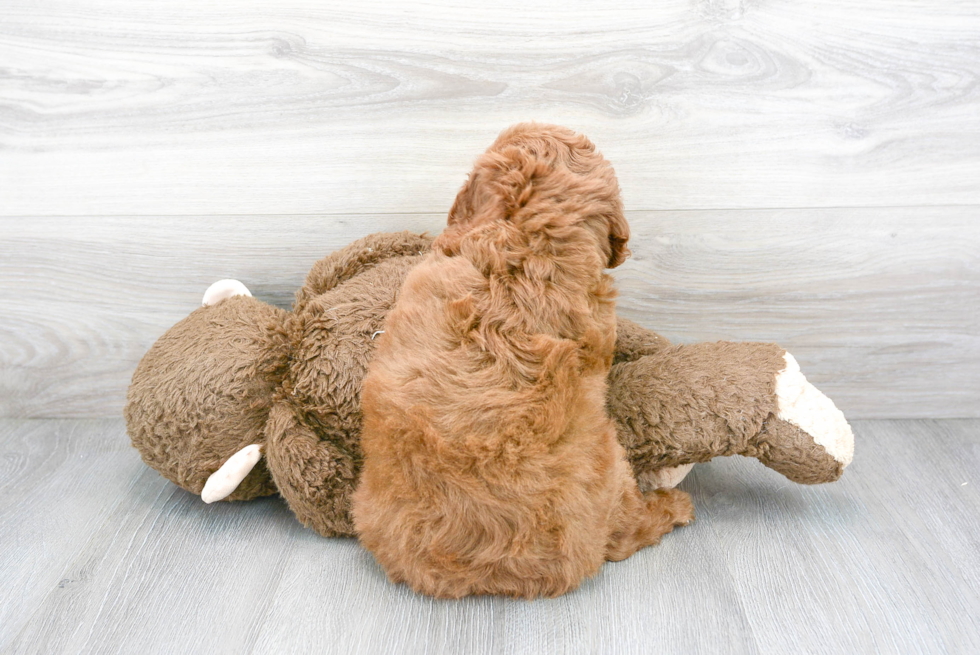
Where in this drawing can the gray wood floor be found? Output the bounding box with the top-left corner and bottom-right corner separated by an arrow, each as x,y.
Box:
1,418 -> 977,654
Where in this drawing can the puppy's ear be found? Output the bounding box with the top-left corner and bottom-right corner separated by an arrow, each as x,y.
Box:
448,170 -> 489,227
440,171 -> 484,256
606,207 -> 630,268
447,179 -> 470,226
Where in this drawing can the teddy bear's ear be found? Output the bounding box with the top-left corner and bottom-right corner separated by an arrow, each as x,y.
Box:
202,279 -> 252,306
201,444 -> 264,503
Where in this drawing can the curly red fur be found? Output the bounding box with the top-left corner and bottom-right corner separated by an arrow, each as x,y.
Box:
352,123 -> 693,599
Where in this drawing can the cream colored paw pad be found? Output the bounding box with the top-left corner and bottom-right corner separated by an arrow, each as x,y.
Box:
775,353 -> 854,466
637,463 -> 695,491
201,444 -> 263,503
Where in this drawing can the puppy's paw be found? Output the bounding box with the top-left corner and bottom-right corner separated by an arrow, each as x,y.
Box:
654,488 -> 695,527
775,353 -> 854,467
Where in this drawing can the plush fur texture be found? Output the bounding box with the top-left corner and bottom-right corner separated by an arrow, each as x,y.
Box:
126,131 -> 853,545
606,337 -> 846,488
126,233 -> 851,540
351,124 -> 694,599
126,296 -> 288,500
126,231 -> 433,536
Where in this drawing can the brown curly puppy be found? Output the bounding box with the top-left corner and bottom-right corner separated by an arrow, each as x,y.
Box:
352,123 -> 694,599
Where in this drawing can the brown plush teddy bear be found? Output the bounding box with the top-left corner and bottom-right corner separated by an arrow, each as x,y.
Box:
125,234 -> 853,539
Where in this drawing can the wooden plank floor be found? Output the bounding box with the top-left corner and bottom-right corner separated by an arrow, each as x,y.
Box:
2,419 -> 977,654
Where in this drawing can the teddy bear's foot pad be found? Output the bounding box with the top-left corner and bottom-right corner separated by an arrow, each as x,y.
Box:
636,463 -> 695,492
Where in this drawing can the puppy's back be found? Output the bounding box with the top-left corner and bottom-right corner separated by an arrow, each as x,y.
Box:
353,123 -> 691,598
354,251 -> 622,598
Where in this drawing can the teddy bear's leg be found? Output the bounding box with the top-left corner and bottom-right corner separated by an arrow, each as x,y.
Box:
294,232 -> 434,311
607,332 -> 853,487
748,417 -> 850,484
263,401 -> 360,538
611,319 -> 696,490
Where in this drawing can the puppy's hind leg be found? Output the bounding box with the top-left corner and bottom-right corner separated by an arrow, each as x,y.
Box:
605,471 -> 694,562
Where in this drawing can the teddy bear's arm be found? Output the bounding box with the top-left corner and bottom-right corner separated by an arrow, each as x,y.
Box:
263,401 -> 360,538
295,232 -> 434,312
606,334 -> 853,490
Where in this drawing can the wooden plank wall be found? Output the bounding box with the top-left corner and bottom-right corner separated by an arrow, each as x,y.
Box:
1,1 -> 978,419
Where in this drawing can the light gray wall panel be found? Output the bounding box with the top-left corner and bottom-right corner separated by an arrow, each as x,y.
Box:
1,210 -> 976,419
1,0 -> 979,215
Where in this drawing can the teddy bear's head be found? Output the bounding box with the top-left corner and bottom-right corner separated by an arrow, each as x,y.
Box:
124,235 -> 431,536
125,283 -> 291,502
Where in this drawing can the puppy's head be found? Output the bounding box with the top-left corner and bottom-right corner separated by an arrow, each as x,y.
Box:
444,123 -> 629,269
